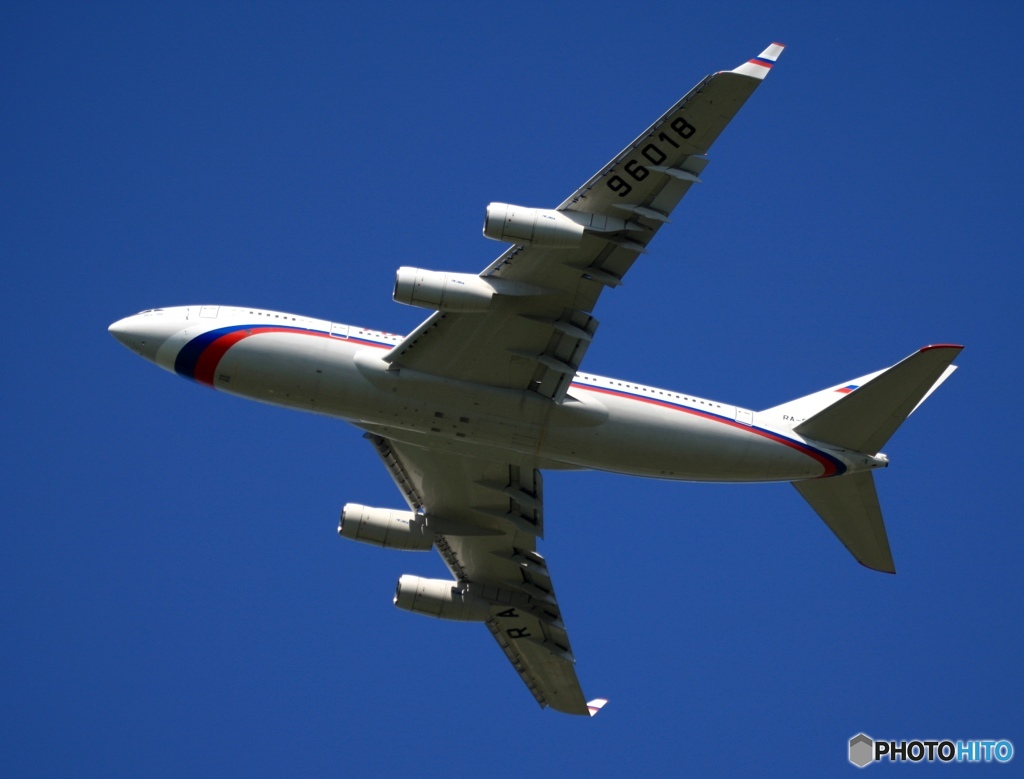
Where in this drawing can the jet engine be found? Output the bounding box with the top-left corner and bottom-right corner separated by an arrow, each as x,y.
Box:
393,574 -> 491,622
393,266 -> 556,312
338,503 -> 433,551
482,202 -> 631,247
483,203 -> 585,247
393,267 -> 497,312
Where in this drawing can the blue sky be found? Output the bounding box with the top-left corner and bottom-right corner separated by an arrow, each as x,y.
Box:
3,2 -> 1022,775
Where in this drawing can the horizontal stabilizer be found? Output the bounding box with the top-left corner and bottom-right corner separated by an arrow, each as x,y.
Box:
793,472 -> 894,573
587,698 -> 609,717
794,345 -> 962,453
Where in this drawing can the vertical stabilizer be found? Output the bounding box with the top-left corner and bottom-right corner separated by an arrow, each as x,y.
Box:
793,472 -> 894,573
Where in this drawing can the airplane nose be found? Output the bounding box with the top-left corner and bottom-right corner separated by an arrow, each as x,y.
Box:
109,315 -> 155,360
108,317 -> 134,347
109,311 -> 180,363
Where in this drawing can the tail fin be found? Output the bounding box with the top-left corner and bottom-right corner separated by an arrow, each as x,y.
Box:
785,345 -> 963,574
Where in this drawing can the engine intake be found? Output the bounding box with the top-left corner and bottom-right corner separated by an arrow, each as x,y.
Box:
393,575 -> 491,622
338,504 -> 433,551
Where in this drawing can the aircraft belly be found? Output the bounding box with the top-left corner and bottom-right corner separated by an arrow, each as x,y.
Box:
202,338 -> 825,482
220,340 -> 557,455
218,334 -> 329,410
544,393 -> 824,482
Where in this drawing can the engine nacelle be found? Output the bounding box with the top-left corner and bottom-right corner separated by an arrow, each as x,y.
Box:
338,504 -> 433,551
393,574 -> 491,622
483,202 -> 585,247
483,203 -> 631,247
393,267 -> 496,312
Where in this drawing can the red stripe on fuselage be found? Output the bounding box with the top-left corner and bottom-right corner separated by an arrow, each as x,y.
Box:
570,382 -> 840,477
192,327 -> 390,386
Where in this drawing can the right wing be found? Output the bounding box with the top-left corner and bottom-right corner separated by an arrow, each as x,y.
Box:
385,44 -> 785,400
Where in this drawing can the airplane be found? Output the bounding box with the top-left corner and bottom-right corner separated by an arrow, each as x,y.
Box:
109,43 -> 962,716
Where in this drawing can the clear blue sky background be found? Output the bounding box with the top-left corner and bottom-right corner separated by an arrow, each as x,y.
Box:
3,3 -> 1022,776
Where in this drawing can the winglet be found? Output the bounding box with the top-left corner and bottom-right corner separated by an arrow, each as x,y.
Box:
587,698 -> 609,717
731,42 -> 786,80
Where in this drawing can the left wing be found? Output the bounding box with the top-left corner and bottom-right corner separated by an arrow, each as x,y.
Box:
363,433 -> 597,715
385,44 -> 784,400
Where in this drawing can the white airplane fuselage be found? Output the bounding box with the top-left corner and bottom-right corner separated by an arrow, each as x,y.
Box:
111,305 -> 879,483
